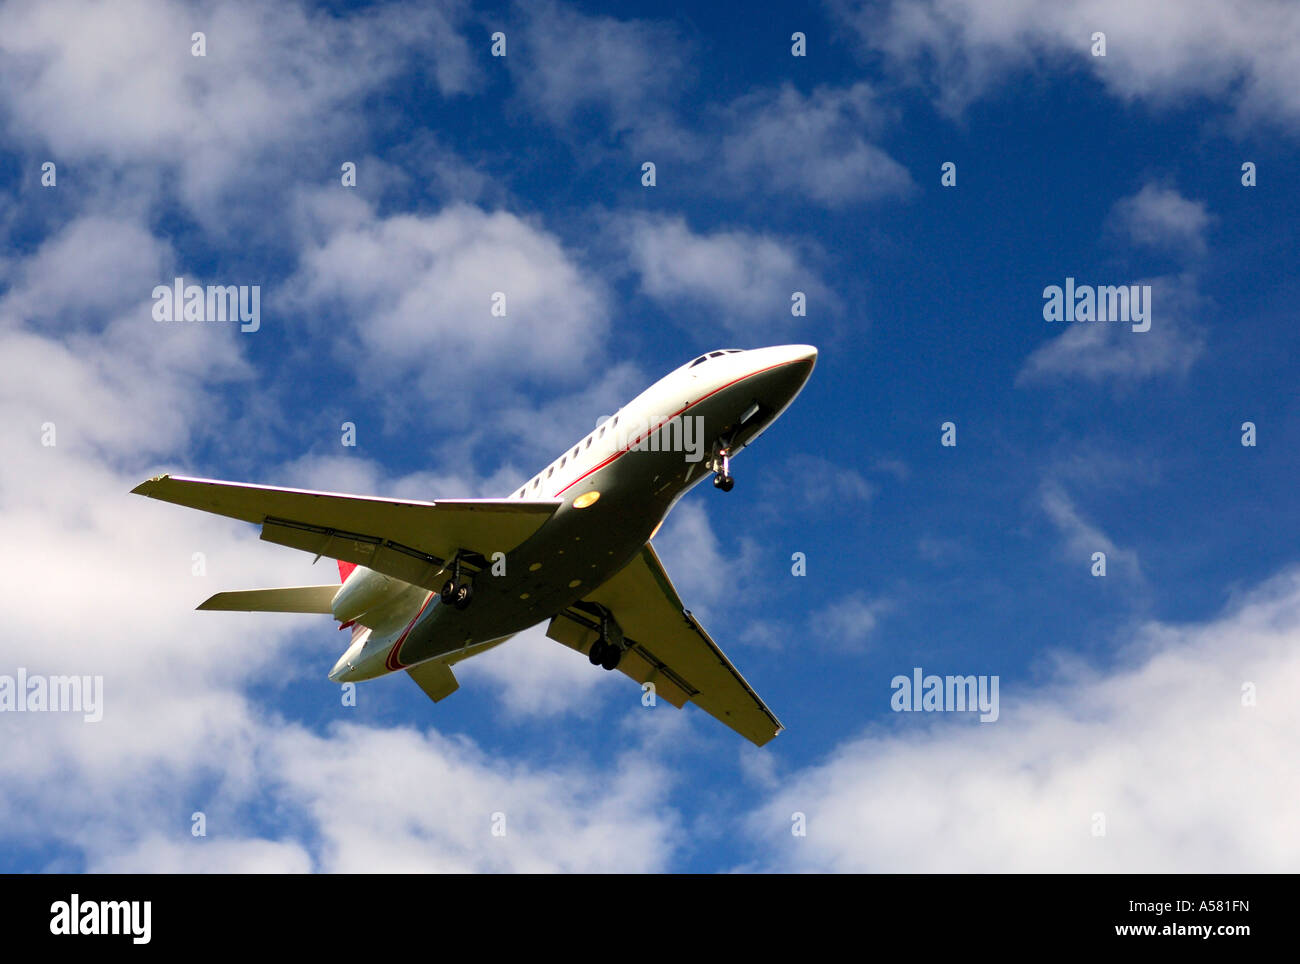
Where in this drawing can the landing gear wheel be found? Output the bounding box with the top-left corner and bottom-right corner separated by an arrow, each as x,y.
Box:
440,579 -> 457,605
600,645 -> 622,671
714,474 -> 734,492
588,639 -> 606,666
453,582 -> 474,610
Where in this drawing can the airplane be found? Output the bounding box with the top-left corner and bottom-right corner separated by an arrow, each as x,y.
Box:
132,344 -> 817,746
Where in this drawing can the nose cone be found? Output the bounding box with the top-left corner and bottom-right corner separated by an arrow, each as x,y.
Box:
730,344 -> 818,428
776,343 -> 817,392
784,344 -> 818,368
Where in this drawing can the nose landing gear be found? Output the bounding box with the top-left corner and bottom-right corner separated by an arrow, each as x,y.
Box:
709,439 -> 735,492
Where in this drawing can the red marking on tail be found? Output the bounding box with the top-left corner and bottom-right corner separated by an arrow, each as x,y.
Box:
337,560 -> 357,583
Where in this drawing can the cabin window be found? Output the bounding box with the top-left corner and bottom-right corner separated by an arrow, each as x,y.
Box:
585,436 -> 592,448
547,467 -> 554,478
560,457 -> 566,468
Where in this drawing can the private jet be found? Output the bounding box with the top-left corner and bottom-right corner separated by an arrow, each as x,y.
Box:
132,344 -> 817,745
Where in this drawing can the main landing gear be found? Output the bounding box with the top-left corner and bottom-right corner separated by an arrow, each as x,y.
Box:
709,438 -> 735,492
587,610 -> 625,671
439,552 -> 474,610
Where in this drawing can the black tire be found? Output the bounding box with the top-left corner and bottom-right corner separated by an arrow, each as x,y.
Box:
600,645 -> 621,671
440,579 -> 457,604
588,640 -> 605,666
454,582 -> 474,610
719,475 -> 734,492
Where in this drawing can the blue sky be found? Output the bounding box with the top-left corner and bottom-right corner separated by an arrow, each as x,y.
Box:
1,0 -> 1297,872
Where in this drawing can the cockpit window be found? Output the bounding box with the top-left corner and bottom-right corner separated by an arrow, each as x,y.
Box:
690,351 -> 742,368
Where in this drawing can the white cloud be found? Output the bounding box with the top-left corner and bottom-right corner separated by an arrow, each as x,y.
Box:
456,624 -> 610,719
834,0 -> 1300,126
507,7 -> 910,207
0,0 -> 474,212
816,593 -> 891,650
508,0 -> 690,150
747,567 -> 1300,871
265,722 -> 677,872
617,213 -> 827,336
0,215 -> 172,327
1109,183 -> 1214,255
651,501 -> 737,613
91,837 -> 315,874
1039,480 -> 1142,583
719,83 -> 913,207
285,196 -> 609,399
1018,274 -> 1205,384
762,454 -> 876,513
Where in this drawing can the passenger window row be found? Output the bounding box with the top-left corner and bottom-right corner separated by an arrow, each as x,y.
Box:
514,414 -> 622,498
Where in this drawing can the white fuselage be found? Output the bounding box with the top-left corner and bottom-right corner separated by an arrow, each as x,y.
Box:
328,344 -> 817,683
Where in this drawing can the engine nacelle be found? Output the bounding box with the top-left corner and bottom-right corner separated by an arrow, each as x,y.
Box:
331,567 -> 402,623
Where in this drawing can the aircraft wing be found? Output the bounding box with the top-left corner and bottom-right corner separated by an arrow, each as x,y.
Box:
131,474 -> 560,592
547,543 -> 783,746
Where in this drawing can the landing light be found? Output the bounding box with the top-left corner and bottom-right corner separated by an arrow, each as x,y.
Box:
572,491 -> 600,509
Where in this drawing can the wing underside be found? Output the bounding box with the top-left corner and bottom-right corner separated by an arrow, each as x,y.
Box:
548,543 -> 782,746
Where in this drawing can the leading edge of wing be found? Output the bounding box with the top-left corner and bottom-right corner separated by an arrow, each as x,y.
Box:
131,474 -> 561,523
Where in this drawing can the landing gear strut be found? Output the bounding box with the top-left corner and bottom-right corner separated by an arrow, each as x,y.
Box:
587,610 -> 624,671
709,438 -> 735,492
439,552 -> 475,610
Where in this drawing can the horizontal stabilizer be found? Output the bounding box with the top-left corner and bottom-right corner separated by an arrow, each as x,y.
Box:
197,586 -> 339,613
407,660 -> 459,703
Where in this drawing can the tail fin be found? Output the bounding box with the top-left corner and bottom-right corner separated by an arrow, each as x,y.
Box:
337,560 -> 358,583
197,586 -> 339,613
